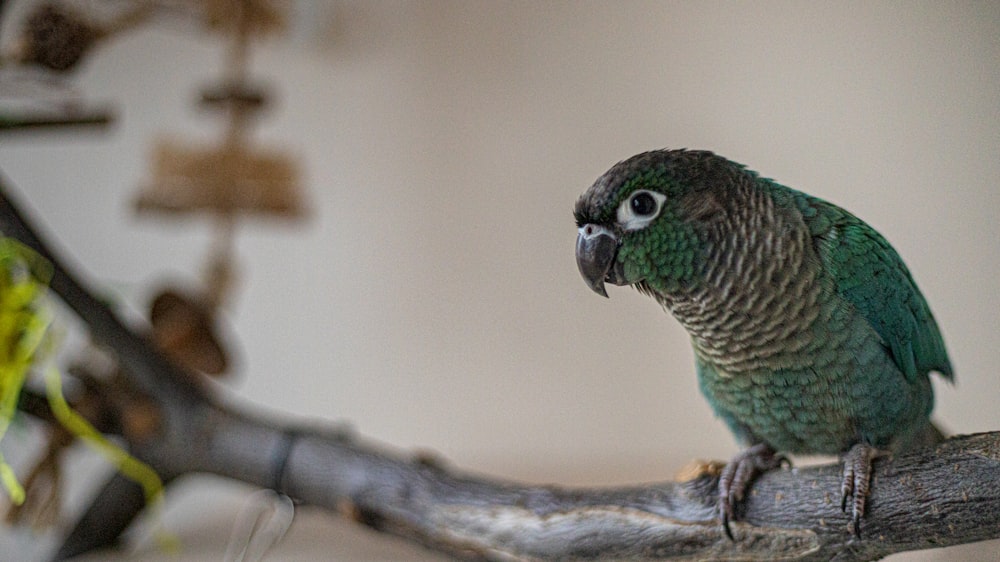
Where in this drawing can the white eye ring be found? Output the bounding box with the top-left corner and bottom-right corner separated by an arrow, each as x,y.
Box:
617,189 -> 666,231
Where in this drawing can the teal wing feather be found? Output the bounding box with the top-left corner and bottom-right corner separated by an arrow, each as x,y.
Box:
791,190 -> 953,383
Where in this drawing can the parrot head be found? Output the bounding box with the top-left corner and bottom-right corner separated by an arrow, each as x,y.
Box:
574,149 -> 743,299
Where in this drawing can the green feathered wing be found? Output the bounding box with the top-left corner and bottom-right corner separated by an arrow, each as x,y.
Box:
799,192 -> 953,383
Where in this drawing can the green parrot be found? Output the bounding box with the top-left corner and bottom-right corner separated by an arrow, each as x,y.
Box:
574,149 -> 952,537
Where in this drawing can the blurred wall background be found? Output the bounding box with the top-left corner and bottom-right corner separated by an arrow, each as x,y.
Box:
2,1 -> 999,560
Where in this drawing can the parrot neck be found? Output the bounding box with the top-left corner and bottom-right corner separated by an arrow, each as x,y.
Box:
653,188 -> 823,374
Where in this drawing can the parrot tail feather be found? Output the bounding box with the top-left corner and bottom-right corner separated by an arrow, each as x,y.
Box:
900,420 -> 947,450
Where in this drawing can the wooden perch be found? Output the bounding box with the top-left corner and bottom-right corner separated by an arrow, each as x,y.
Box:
1,172 -> 998,561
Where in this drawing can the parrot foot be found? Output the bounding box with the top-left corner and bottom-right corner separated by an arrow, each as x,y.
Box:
717,443 -> 786,540
840,443 -> 879,537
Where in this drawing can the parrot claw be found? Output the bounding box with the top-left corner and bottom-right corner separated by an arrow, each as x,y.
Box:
840,443 -> 878,537
717,443 -> 783,540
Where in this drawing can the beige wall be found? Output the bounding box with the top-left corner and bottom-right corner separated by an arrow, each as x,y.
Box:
2,1 -> 999,559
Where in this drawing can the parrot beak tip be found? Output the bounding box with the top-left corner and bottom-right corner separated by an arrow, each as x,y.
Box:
576,225 -> 620,298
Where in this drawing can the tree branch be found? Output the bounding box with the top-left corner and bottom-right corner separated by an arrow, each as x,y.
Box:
1,171 -> 998,561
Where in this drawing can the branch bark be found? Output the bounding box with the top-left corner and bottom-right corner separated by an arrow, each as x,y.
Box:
1,172 -> 998,561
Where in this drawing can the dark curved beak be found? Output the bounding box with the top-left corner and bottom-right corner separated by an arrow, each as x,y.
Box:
576,224 -> 620,298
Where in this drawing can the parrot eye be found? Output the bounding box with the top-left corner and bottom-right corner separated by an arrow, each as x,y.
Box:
617,189 -> 666,231
631,192 -> 657,216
